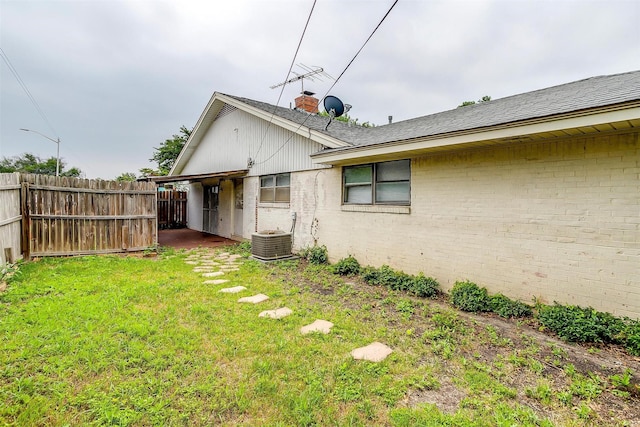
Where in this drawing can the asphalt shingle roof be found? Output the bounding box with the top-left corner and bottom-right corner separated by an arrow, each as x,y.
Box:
228,70 -> 640,149
223,94 -> 368,144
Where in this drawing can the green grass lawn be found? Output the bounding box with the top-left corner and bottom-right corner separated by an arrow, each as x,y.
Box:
1,247 -> 638,426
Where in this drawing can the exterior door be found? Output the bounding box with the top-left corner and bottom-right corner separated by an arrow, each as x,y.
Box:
233,179 -> 244,237
202,185 -> 219,234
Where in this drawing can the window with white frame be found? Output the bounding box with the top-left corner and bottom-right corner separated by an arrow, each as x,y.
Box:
260,173 -> 290,203
343,159 -> 410,205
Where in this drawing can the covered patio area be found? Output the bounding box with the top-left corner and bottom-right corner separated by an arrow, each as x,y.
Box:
158,228 -> 237,250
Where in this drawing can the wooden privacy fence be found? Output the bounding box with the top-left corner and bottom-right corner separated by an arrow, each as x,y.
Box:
0,173 -> 158,262
0,173 -> 22,265
157,190 -> 187,229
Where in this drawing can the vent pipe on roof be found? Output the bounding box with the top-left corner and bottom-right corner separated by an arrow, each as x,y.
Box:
388,115 -> 393,124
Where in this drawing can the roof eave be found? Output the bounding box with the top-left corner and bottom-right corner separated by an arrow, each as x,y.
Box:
311,103 -> 640,165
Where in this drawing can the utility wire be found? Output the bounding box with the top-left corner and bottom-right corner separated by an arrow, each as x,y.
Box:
253,0 -> 317,161
0,47 -> 59,138
255,0 -> 399,165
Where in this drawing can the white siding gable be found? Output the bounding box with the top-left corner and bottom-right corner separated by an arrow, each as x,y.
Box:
181,106 -> 328,177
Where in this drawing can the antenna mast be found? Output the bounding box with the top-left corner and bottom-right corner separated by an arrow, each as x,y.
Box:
270,64 -> 333,92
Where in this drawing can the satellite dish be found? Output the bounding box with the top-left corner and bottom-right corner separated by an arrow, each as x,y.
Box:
323,95 -> 345,117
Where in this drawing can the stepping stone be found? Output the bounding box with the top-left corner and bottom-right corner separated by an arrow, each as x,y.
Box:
202,271 -> 224,277
185,261 -> 199,265
238,294 -> 269,304
200,260 -> 219,265
204,279 -> 229,285
193,267 -> 215,272
259,307 -> 293,319
219,285 -> 247,293
228,254 -> 242,260
220,268 -> 239,272
301,319 -> 334,335
351,342 -> 393,362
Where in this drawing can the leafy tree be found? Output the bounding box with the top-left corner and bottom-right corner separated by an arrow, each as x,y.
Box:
148,125 -> 192,176
138,167 -> 160,178
115,172 -> 137,182
318,111 -> 375,127
0,153 -> 82,177
458,95 -> 492,108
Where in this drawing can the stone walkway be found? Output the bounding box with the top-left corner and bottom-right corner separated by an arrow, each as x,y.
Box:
184,249 -> 393,362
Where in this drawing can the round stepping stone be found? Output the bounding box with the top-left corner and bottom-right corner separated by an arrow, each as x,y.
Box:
301,319 -> 334,335
219,286 -> 247,293
238,294 -> 269,304
351,342 -> 393,362
204,279 -> 229,285
259,307 -> 293,319
202,271 -> 224,277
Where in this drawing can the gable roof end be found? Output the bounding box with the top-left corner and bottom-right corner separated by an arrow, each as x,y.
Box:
170,92 -> 356,176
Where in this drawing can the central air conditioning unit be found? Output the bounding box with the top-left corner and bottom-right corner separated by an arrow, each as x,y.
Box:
251,231 -> 292,261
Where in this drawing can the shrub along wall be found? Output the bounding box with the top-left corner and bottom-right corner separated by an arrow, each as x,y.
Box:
316,249 -> 640,357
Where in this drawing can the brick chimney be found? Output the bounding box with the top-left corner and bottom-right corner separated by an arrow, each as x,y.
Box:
294,91 -> 319,113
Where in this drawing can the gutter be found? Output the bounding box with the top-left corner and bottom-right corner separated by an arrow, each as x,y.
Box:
311,103 -> 640,165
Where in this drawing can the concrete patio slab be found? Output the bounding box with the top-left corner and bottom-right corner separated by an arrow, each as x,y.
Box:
351,342 -> 393,362
300,319 -> 334,335
238,294 -> 269,304
219,286 -> 247,293
259,307 -> 293,319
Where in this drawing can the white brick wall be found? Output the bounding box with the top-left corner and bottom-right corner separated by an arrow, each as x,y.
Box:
310,131 -> 639,318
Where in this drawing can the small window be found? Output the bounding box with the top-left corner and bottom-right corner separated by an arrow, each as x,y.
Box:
343,160 -> 410,205
344,165 -> 372,204
260,173 -> 290,203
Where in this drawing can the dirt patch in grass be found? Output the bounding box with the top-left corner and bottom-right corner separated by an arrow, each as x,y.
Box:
268,259 -> 640,425
403,380 -> 465,414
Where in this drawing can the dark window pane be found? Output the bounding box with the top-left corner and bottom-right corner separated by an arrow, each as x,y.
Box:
375,182 -> 410,203
275,187 -> 290,202
260,188 -> 274,202
260,176 -> 274,188
276,173 -> 290,187
345,185 -> 372,204
344,165 -> 372,185
377,160 -> 410,182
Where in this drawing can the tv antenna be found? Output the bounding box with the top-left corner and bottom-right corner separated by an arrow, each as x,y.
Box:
270,64 -> 334,93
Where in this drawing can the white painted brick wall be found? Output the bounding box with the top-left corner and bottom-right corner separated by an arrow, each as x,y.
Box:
309,132 -> 640,318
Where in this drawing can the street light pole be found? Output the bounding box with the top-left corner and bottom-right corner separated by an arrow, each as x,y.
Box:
19,128 -> 60,177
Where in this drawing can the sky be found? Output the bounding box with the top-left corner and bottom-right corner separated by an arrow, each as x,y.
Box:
1,0 -> 639,179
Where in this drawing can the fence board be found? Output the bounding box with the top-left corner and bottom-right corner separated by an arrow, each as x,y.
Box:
0,173 -> 22,265
21,174 -> 157,257
157,190 -> 187,229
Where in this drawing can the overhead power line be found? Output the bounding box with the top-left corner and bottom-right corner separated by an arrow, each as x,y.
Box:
0,47 -> 59,138
253,0 -> 318,161
255,0 -> 399,165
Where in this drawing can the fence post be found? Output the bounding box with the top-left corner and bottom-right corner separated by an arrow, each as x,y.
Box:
20,181 -> 30,260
